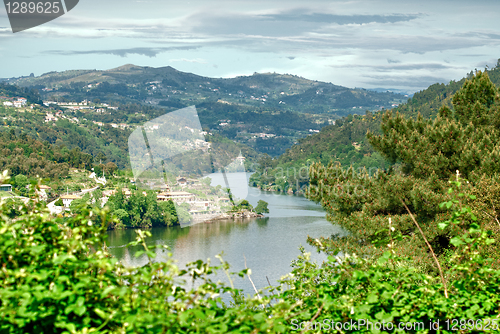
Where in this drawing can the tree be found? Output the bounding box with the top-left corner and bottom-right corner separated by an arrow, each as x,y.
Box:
308,71 -> 500,273
104,162 -> 117,175
96,152 -> 107,164
54,198 -> 63,207
14,174 -> 28,190
254,200 -> 269,214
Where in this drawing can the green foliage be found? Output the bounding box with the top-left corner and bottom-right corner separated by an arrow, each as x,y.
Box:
54,198 -> 63,207
250,67 -> 500,193
3,174 -> 500,333
106,188 -> 180,228
231,199 -> 253,213
0,130 -> 73,179
307,71 -> 500,274
255,200 -> 269,214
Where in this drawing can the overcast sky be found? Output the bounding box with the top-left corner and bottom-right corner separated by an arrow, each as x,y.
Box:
1,0 -> 499,93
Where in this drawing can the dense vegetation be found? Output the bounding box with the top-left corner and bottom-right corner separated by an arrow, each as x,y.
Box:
2,167 -> 500,332
250,64 -> 500,192
307,71 -> 500,274
2,64 -> 407,159
0,82 -> 42,105
98,188 -> 181,229
0,104 -> 131,168
0,103 -> 261,177
0,128 -> 93,179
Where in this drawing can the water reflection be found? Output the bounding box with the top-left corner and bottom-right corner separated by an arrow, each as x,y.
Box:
107,173 -> 347,295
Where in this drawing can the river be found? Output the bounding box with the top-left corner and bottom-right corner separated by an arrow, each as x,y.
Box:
106,172 -> 346,296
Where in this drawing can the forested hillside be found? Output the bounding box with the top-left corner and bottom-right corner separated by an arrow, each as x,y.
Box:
0,104 -> 260,180
250,65 -> 500,193
307,70 -> 500,276
2,64 -> 407,157
0,129 -> 93,179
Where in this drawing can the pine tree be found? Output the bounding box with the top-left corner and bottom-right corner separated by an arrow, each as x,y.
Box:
308,71 -> 500,273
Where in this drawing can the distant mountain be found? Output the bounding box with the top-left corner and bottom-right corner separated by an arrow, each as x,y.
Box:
10,64 -> 406,116
367,88 -> 415,97
2,64 -> 407,157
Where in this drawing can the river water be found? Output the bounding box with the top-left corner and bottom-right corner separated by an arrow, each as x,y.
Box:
106,173 -> 346,295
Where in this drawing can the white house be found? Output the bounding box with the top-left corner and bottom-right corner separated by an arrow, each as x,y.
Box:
35,185 -> 51,201
157,191 -> 194,203
0,184 -> 12,192
60,194 -> 82,208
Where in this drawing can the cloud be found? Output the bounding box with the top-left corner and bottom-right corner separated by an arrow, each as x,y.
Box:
260,11 -> 421,25
331,62 -> 456,72
169,58 -> 208,64
188,10 -> 421,38
43,46 -> 200,57
370,63 -> 456,72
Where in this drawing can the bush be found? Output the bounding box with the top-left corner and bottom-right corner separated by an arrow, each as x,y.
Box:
2,170 -> 500,333
0,200 -> 285,333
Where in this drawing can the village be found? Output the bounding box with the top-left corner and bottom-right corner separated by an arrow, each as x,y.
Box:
0,170 -> 256,224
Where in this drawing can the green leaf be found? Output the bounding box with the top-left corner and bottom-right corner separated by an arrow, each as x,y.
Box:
377,252 -> 391,265
74,305 -> 86,316
450,237 -> 465,247
134,250 -> 145,258
438,222 -> 448,230
367,292 -> 379,303
94,308 -> 107,319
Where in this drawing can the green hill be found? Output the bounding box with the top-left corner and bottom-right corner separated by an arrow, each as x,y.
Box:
2,65 -> 405,157
250,65 -> 500,193
9,64 -> 405,116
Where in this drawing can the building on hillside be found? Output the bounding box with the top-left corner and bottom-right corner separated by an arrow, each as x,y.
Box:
159,184 -> 171,192
60,194 -> 82,208
0,184 -> 12,192
176,177 -> 188,186
157,191 -> 195,203
102,190 -> 116,197
36,185 -> 51,201
192,200 -> 211,209
45,113 -> 58,122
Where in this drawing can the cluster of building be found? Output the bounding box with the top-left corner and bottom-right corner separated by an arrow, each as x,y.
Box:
92,121 -> 129,129
44,111 -> 78,124
2,97 -> 27,108
42,100 -> 118,112
45,176 -> 232,220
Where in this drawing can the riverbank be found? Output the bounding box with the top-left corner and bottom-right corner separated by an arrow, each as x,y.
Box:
205,210 -> 264,222
255,185 -> 306,196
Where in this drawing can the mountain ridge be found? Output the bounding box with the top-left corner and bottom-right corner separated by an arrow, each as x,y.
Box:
6,64 -> 406,116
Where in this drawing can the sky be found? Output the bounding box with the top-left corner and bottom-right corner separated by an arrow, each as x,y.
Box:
0,0 -> 499,93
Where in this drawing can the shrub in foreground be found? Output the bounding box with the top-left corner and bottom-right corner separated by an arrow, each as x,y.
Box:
1,174 -> 500,333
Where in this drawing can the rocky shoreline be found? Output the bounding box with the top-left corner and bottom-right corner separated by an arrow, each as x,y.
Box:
204,210 -> 264,223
